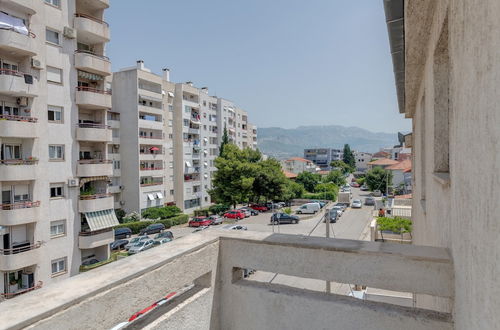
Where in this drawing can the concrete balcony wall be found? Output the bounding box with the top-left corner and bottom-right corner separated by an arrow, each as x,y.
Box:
77,162 -> 113,177
0,29 -> 37,56
108,119 -> 120,129
75,89 -> 112,109
0,203 -> 39,226
74,52 -> 111,76
0,119 -> 38,138
139,168 -> 164,177
78,195 -> 113,213
0,73 -> 38,97
74,15 -> 110,43
138,119 -> 163,131
139,153 -> 163,161
79,229 -> 114,249
0,246 -> 40,271
76,127 -> 112,142
0,232 -> 454,330
138,105 -> 163,116
138,137 -> 163,146
0,163 -> 37,181
2,0 -> 36,14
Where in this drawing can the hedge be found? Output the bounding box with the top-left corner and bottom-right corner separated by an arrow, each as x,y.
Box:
303,191 -> 337,201
193,208 -> 210,217
114,214 -> 189,234
79,251 -> 128,272
209,204 -> 231,215
141,206 -> 181,220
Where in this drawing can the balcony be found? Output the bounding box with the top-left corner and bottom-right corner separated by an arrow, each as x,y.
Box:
78,194 -> 113,213
0,114 -> 38,138
78,0 -> 109,10
0,242 -> 41,271
74,50 -> 111,76
140,179 -> 163,188
139,151 -> 163,161
138,118 -> 163,131
0,29 -> 36,56
75,87 -> 112,109
139,166 -> 164,176
79,228 -> 113,249
0,69 -> 38,97
138,135 -> 163,145
0,159 -> 38,181
77,159 -> 113,177
3,0 -> 36,15
0,231 -> 454,329
74,13 -> 110,43
76,123 -> 112,142
0,201 -> 40,226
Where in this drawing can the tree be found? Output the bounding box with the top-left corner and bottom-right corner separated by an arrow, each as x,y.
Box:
323,170 -> 346,186
296,171 -> 321,192
282,180 -> 305,201
342,144 -> 356,170
252,158 -> 287,202
330,160 -> 353,175
219,124 -> 230,157
365,167 -> 393,193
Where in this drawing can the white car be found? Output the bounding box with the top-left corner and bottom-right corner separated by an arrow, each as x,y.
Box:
222,224 -> 247,231
128,239 -> 155,254
124,235 -> 150,250
332,206 -> 343,217
351,199 -> 362,208
208,215 -> 223,225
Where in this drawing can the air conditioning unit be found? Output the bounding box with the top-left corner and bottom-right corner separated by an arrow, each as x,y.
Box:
68,178 -> 79,187
119,201 -> 125,205
31,58 -> 43,69
63,26 -> 76,39
119,185 -> 125,190
16,97 -> 28,106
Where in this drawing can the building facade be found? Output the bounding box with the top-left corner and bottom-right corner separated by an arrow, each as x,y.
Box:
354,151 -> 372,172
304,148 -> 343,171
281,157 -> 317,175
0,0 -> 117,298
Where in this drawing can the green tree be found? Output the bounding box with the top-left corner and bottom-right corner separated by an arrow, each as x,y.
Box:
330,160 -> 353,175
252,158 -> 287,202
323,169 -> 346,186
365,167 -> 393,193
219,124 -> 230,157
342,144 -> 356,170
282,180 -> 305,201
296,171 -> 321,192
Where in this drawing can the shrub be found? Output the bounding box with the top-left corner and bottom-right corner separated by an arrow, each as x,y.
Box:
114,220 -> 152,234
377,217 -> 412,234
157,219 -> 173,229
123,212 -> 141,223
209,204 -> 230,215
169,214 -> 189,225
194,208 -> 210,217
141,206 -> 181,220
115,209 -> 126,223
303,191 -> 337,201
283,207 -> 292,215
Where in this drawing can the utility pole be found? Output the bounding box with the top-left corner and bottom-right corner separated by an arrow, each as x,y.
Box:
325,209 -> 331,293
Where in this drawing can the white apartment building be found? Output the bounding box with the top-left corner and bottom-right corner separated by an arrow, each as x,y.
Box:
111,61 -> 174,214
281,157 -> 317,175
0,0 -> 117,299
354,151 -> 372,172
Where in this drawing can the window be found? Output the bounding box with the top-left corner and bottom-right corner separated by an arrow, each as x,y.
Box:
48,105 -> 63,123
50,183 -> 64,198
47,66 -> 62,84
44,0 -> 61,7
49,145 -> 64,160
46,29 -> 60,45
50,220 -> 66,237
1,144 -> 21,160
168,105 -> 174,112
113,160 -> 120,170
170,189 -> 174,195
168,120 -> 173,127
51,257 -> 66,275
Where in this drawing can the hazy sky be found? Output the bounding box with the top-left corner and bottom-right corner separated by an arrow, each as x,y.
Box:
107,0 -> 410,133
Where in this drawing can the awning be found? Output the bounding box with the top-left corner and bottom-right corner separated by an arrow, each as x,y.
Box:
139,94 -> 163,103
78,70 -> 104,81
147,194 -> 155,201
79,176 -> 109,187
156,192 -> 163,199
185,161 -> 192,167
203,137 -> 208,143
204,174 -> 208,179
84,209 -> 119,231
204,161 -> 208,166
167,92 -> 174,97
149,146 -> 160,151
203,149 -> 208,154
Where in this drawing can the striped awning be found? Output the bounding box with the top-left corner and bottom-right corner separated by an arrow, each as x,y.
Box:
80,176 -> 109,187
84,209 -> 119,231
78,70 -> 104,81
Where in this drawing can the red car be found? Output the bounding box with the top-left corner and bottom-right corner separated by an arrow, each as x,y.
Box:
188,217 -> 212,227
224,210 -> 246,220
351,182 -> 360,188
250,204 -> 268,212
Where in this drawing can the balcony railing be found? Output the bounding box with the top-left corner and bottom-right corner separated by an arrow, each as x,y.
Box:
79,227 -> 113,236
140,167 -> 163,171
0,158 -> 38,165
0,241 -> 41,255
79,193 -> 111,201
0,201 -> 40,210
139,135 -> 162,140
140,180 -> 163,187
76,86 -> 112,95
0,114 -> 37,122
1,281 -> 42,300
78,159 -> 112,164
74,13 -> 109,27
77,123 -> 110,129
74,49 -> 109,61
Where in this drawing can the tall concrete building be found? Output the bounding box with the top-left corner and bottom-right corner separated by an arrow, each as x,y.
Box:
303,148 -> 343,171
0,0 -> 117,298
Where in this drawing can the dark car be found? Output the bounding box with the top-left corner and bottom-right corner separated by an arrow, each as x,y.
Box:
81,258 -> 99,266
154,231 -> 174,240
114,227 -> 132,239
364,197 -> 376,206
265,202 -> 281,210
139,223 -> 165,236
270,213 -> 300,224
325,209 -> 338,223
110,239 -> 129,251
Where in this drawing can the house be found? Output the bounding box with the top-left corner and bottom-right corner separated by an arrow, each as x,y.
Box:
386,159 -> 412,192
354,151 -> 373,172
367,158 -> 399,170
372,151 -> 391,159
282,170 -> 298,180
281,157 -> 317,175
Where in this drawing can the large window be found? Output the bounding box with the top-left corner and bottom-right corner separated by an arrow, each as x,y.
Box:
48,105 -> 63,123
45,28 -> 60,45
49,145 -> 64,160
51,257 -> 66,275
47,66 -> 62,84
50,220 -> 66,237
50,183 -> 64,198
1,144 -> 21,160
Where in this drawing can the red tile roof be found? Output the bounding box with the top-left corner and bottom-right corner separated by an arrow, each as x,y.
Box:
282,170 -> 298,179
395,193 -> 412,199
367,158 -> 399,166
386,159 -> 412,171
286,157 -> 313,163
318,170 -> 330,175
373,151 -> 391,158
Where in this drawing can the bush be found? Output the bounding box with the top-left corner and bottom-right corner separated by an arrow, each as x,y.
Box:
123,212 -> 141,223
141,206 -> 181,220
209,204 -> 230,215
169,214 -> 189,225
303,191 -> 337,201
193,208 -> 210,217
283,207 -> 292,215
377,217 -> 412,234
115,209 -> 126,223
156,219 -> 173,229
114,214 -> 189,234
114,221 -> 153,234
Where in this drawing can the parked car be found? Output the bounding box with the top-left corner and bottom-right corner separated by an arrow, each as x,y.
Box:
360,185 -> 369,191
81,258 -> 100,266
128,239 -> 155,255
153,231 -> 174,240
189,217 -> 212,227
224,210 -> 246,220
270,213 -> 299,224
238,209 -> 252,218
114,227 -> 132,239
153,238 -> 172,246
208,215 -> 224,225
325,209 -> 338,223
351,182 -> 360,188
222,224 -> 247,230
311,200 -> 326,208
364,197 -> 376,206
332,205 -> 344,217
296,202 -> 321,214
250,204 -> 268,212
351,199 -> 362,208
334,203 -> 347,211
240,207 -> 259,216
276,202 -> 286,208
139,223 -> 165,236
372,190 -> 382,197
265,202 -> 281,210
125,236 -> 150,250
193,226 -> 210,233
110,239 -> 129,251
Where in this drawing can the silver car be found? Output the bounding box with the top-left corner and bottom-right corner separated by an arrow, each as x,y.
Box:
124,235 -> 150,250
128,239 -> 155,254
352,199 -> 362,208
238,209 -> 251,218
208,215 -> 223,225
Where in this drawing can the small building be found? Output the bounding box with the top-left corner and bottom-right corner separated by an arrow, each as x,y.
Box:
281,157 -> 317,175
372,151 -> 391,159
386,159 -> 412,191
282,170 -> 298,180
354,151 -> 373,172
367,158 -> 399,170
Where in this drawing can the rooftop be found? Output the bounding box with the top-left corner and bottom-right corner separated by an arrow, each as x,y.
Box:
386,159 -> 412,171
286,157 -> 314,163
367,158 -> 399,166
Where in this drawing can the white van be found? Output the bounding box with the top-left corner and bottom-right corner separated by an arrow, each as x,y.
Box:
296,202 -> 321,214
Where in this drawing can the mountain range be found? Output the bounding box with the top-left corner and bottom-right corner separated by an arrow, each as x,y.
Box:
257,125 -> 399,159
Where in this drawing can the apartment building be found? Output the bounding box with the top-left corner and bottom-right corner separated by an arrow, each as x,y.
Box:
354,151 -> 372,172
247,123 -> 258,149
281,157 -> 317,175
303,148 -> 343,170
0,0 -> 116,299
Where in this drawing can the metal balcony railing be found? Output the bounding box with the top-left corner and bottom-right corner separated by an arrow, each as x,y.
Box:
0,201 -> 40,210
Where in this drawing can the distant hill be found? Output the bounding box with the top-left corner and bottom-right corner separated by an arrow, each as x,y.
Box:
257,125 -> 398,159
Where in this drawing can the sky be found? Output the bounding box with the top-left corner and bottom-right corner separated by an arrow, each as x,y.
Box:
106,0 -> 410,134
